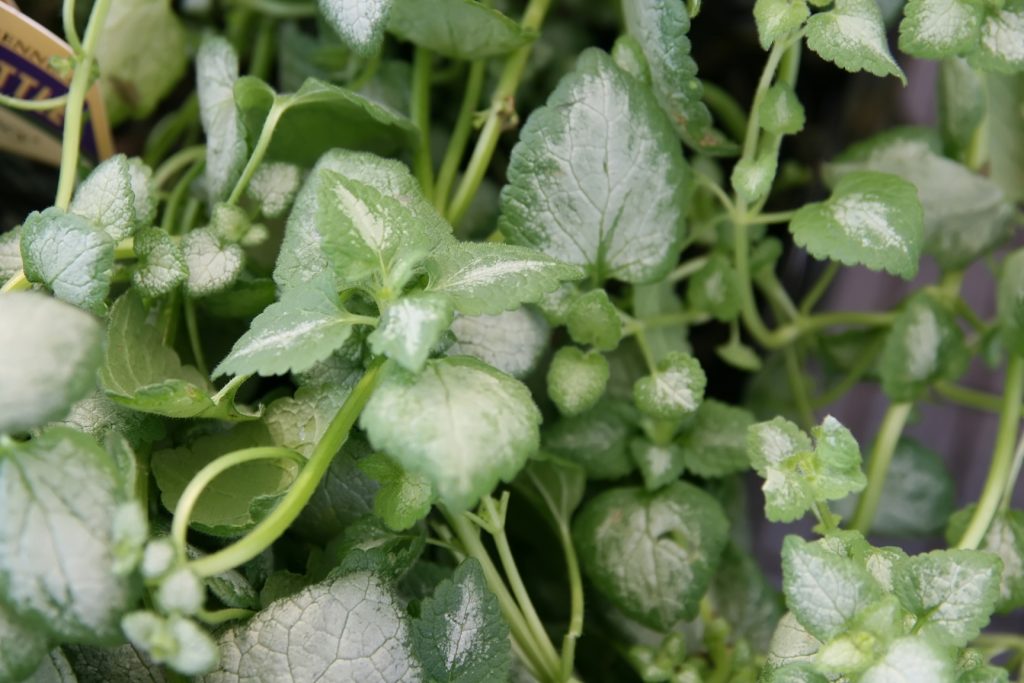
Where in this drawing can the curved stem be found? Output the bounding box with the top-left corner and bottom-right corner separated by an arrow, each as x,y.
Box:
54,0 -> 114,210
813,336 -> 883,409
184,297 -> 208,377
667,255 -> 710,283
958,355 -> 1024,549
784,346 -> 815,430
435,61 -> 487,213
197,607 -> 255,625
62,0 -> 82,53
410,47 -> 436,197
1002,432 -> 1024,511
559,521 -> 584,681
248,16 -> 276,80
850,402 -> 914,534
800,262 -> 840,315
188,359 -> 385,577
161,161 -> 205,234
483,498 -> 562,673
446,0 -> 552,225
0,92 -> 70,111
226,97 -> 288,205
933,381 -> 1006,413
152,146 -> 206,190
171,446 -> 305,559
1,272 -> 30,293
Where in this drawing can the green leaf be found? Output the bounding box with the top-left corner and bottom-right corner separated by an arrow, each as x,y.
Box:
151,423 -> 299,537
246,162 -> 302,219
197,35 -> 248,202
63,644 -> 165,682
839,438 -> 954,537
789,171 -> 924,279
677,399 -> 753,478
573,481 -> 729,630
411,559 -> 511,683
133,228 -> 188,298
879,293 -> 965,402
0,602 -> 47,682
368,293 -> 453,373
754,0 -> 810,50
181,228 -> 244,297
318,0 -> 393,56
235,77 -> 416,166
805,0 -> 906,82
781,535 -> 884,642
315,515 -> 425,578
315,168 -> 440,288
499,48 -> 692,284
687,253 -> 742,321
622,0 -> 734,154
425,241 -> 585,316
547,346 -> 610,417
100,292 -> 251,419
206,572 -> 421,681
859,637 -> 955,683
215,283 -> 358,378
987,72 -> 1024,202
764,613 -> 824,675
958,664 -> 1011,683
0,227 -> 21,281
511,456 -> 587,529
566,290 -> 623,352
448,308 -> 550,378
0,427 -> 137,643
947,507 -> 1024,613
893,549 -> 1002,647
759,83 -> 807,135
358,453 -> 434,531
275,149 -> 451,292
69,155 -> 139,241
939,58 -> 986,159
20,207 -> 114,314
748,416 -> 866,523
712,545 -> 784,652
972,10 -> 1024,74
633,351 -> 707,421
95,0 -> 188,123
731,152 -> 778,203
544,400 -> 636,480
0,292 -> 103,434
771,663 -> 830,683
827,136 -> 1014,270
633,279 -> 692,362
387,0 -> 533,59
898,0 -> 985,59
360,356 -> 541,511
630,438 -> 686,491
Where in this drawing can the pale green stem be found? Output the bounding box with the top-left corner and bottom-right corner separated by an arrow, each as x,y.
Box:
446,0 -> 552,225
1,273 -> 30,293
1001,432 -> 1024,511
959,355 -> 1024,549
188,359 -> 385,577
800,262 -> 840,315
667,255 -> 710,283
411,47 -> 436,197
152,146 -> 206,190
850,402 -> 914,534
0,92 -> 70,111
55,0 -> 114,209
226,98 -> 288,205
62,0 -> 82,52
784,346 -> 815,430
197,607 -> 255,625
435,60 -> 487,212
183,297 -> 208,377
170,447 -> 303,560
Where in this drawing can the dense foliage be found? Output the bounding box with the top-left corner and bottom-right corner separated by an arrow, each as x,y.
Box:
1,0 -> 1024,681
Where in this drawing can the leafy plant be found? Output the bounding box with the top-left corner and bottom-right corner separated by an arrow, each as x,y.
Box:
2,0 -> 1024,680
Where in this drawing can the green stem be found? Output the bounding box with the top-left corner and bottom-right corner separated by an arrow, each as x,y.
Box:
784,346 -> 815,430
850,402 -> 914,534
445,510 -> 560,682
248,16 -> 276,80
411,48 -> 436,198
1,273 -> 30,293
667,255 -> 710,283
958,355 -> 1024,549
813,336 -> 883,409
1001,431 -> 1024,511
184,297 -> 208,377
799,262 -> 840,315
197,607 -> 255,625
0,92 -> 70,111
188,359 -> 385,577
62,0 -> 82,52
446,0 -> 552,225
160,162 -> 205,234
747,209 -> 797,226
226,97 -> 288,205
739,40 -> 789,165
483,498 -> 562,673
54,0 -> 114,210
933,381 -> 1007,413
171,446 -> 304,560
559,521 -> 584,682
228,0 -> 316,17
434,61 -> 487,213
700,81 -> 747,143
152,146 -> 206,190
